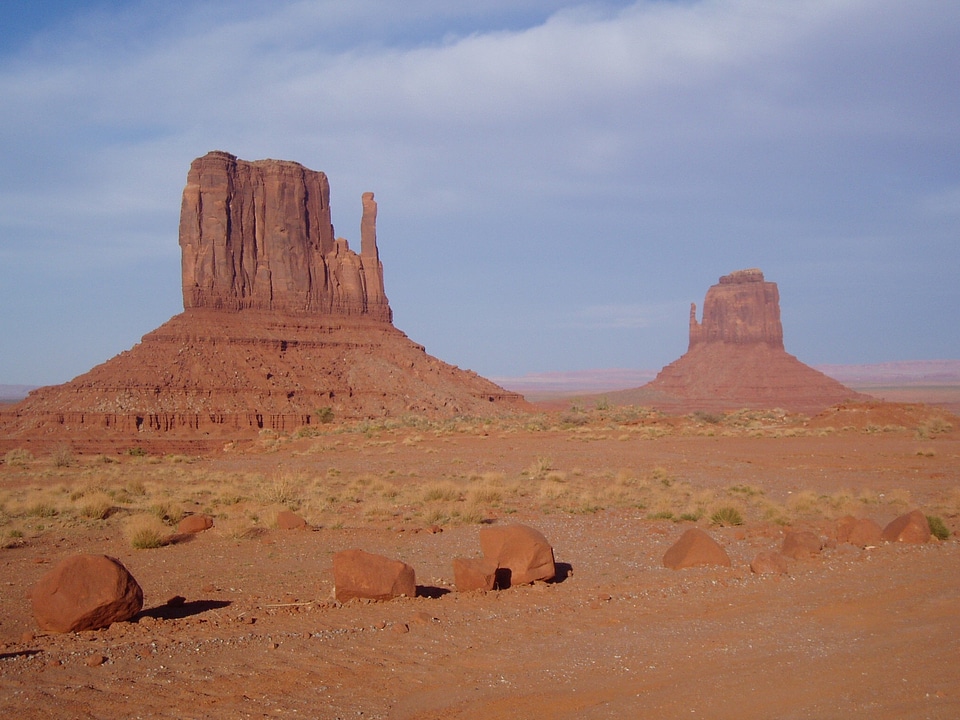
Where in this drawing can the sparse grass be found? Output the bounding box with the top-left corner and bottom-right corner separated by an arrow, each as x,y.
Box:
3,448 -> 33,467
710,506 -> 744,527
125,515 -> 168,549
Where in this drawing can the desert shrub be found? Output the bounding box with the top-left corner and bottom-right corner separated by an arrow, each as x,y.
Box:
692,411 -> 724,424
679,511 -> 703,522
315,406 -> 335,424
647,510 -> 674,521
127,447 -> 147,457
79,493 -> 114,520
260,473 -> 303,509
50,444 -> 74,467
710,506 -> 744,527
927,515 -> 950,541
917,417 -> 953,439
26,501 -> 58,518
526,457 -> 553,480
148,502 -> 184,526
130,528 -> 166,549
422,482 -> 461,503
3,448 -> 33,467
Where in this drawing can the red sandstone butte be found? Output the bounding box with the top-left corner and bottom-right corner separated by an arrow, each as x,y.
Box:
30,555 -> 144,633
0,152 -> 527,451
603,269 -> 868,415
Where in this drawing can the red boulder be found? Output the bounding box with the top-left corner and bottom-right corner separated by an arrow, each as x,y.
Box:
333,549 -> 416,602
781,530 -> 823,559
452,557 -> 498,592
30,555 -> 143,633
662,528 -> 731,570
479,524 -> 556,586
276,510 -> 307,530
178,514 -> 213,534
881,510 -> 931,544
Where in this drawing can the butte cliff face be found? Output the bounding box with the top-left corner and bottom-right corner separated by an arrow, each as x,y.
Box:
179,151 -> 390,321
607,269 -> 867,415
1,152 -> 526,450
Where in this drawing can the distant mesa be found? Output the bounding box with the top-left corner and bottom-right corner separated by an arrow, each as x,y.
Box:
605,268 -> 869,414
0,151 -> 526,449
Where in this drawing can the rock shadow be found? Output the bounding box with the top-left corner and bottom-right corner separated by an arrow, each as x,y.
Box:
553,562 -> 574,583
416,585 -> 451,599
0,649 -> 41,660
138,599 -> 231,621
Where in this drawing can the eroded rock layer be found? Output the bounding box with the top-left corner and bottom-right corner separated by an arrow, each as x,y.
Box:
607,269 -> 867,415
0,152 -> 526,450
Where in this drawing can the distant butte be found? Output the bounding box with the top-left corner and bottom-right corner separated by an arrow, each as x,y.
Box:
0,152 -> 527,451
605,269 -> 869,414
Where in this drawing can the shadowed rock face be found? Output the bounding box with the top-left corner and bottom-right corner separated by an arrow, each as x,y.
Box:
179,151 -> 390,322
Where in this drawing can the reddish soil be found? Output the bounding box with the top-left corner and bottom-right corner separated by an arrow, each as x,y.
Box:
2,406 -> 959,718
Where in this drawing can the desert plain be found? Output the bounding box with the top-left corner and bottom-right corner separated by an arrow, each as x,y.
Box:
1,399 -> 958,719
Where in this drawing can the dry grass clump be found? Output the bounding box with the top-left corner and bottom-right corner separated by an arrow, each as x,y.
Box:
124,514 -> 169,549
3,448 -> 33,467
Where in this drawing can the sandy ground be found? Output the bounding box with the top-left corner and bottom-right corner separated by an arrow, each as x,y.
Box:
1,407 -> 959,719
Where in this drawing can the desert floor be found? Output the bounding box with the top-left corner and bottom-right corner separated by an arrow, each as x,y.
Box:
1,403 -> 959,719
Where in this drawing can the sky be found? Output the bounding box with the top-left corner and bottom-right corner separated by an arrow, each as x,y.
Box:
1,0 -> 958,387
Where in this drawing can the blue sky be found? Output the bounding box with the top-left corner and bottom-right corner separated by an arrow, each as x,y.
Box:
1,0 -> 958,386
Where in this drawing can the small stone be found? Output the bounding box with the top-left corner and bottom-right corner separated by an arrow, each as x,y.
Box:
21,631 -> 36,644
392,623 -> 409,634
85,654 -> 107,667
165,595 -> 187,607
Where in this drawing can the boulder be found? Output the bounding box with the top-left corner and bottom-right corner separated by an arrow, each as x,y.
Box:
781,530 -> 823,559
452,557 -> 498,592
836,516 -> 882,547
333,549 -> 416,602
479,524 -> 556,586
750,550 -> 788,575
30,555 -> 143,633
177,513 -> 213,534
276,510 -> 307,530
662,528 -> 731,570
881,510 -> 931,544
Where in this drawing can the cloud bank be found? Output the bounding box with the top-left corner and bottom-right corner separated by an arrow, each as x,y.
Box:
1,0 -> 958,384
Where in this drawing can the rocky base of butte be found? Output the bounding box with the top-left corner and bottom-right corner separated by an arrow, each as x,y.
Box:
0,152 -> 526,450
606,269 -> 869,415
